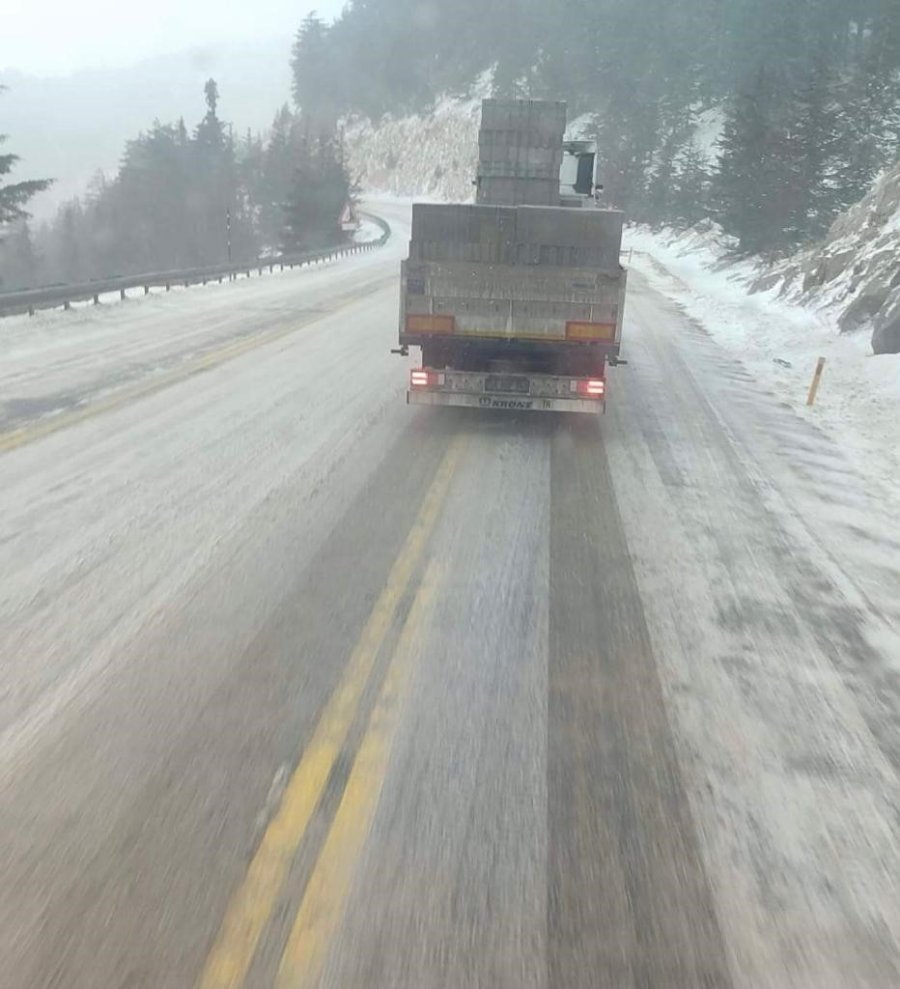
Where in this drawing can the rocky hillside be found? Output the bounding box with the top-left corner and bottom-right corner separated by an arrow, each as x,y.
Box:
345,92 -> 480,204
758,160 -> 900,354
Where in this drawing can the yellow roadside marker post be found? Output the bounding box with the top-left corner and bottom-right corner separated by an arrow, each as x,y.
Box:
807,356 -> 826,407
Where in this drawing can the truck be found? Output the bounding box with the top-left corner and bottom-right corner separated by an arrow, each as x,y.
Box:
396,99 -> 627,414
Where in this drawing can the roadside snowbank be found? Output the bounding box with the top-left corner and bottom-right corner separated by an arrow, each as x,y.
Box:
625,224 -> 900,495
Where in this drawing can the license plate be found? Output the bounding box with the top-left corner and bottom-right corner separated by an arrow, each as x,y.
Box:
485,374 -> 530,395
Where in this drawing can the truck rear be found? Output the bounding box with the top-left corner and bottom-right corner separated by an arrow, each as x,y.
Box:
397,99 -> 627,414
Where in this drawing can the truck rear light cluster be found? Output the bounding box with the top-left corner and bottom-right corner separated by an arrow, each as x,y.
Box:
410,369 -> 437,388
577,378 -> 606,399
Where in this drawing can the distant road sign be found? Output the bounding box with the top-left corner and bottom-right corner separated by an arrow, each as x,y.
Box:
340,202 -> 358,232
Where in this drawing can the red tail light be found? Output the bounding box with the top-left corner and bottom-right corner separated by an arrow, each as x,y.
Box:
410,369 -> 436,388
577,378 -> 606,399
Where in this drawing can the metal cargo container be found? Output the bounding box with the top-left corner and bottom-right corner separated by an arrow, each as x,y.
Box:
476,176 -> 560,207
479,99 -> 567,140
410,203 -> 518,265
401,258 -> 625,349
408,203 -> 624,270
478,149 -> 564,179
515,207 -> 624,271
477,100 -> 568,204
410,204 -> 516,243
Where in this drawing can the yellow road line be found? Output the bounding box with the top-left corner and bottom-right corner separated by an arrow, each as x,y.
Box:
197,438 -> 463,989
276,557 -> 443,989
0,277 -> 389,456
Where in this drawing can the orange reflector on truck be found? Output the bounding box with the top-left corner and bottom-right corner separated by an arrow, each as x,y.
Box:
565,321 -> 617,341
405,314 -> 455,335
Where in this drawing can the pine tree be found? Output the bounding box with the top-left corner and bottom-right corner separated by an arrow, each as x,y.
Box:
292,14 -> 340,129
188,80 -> 251,265
833,32 -> 899,211
281,134 -> 352,252
195,79 -> 225,152
791,56 -> 841,239
57,201 -> 86,283
0,87 -> 53,229
257,106 -> 296,245
645,106 -> 700,224
670,143 -> 713,227
714,69 -> 791,254
0,220 -> 41,288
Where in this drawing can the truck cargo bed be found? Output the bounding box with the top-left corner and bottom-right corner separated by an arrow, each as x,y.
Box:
401,258 -> 626,353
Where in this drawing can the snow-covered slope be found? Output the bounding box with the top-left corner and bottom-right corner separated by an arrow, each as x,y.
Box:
626,222 -> 900,500
757,161 -> 900,355
345,91 -> 482,204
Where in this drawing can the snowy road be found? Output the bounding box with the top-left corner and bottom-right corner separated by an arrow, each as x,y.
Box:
1,205 -> 898,988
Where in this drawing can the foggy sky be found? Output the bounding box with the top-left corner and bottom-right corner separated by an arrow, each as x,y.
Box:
2,0 -> 347,76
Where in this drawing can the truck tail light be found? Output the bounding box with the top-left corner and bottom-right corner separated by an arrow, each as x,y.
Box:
577,378 -> 606,399
410,369 -> 437,388
405,314 -> 455,335
566,321 -> 616,341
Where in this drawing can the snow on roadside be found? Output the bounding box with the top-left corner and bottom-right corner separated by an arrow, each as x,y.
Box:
353,217 -> 383,243
625,224 -> 900,496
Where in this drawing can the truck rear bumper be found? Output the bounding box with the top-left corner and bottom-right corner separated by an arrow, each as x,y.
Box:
407,390 -> 605,414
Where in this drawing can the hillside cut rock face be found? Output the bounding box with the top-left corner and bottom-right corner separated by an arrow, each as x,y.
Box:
874,296 -> 900,355
765,160 -> 900,354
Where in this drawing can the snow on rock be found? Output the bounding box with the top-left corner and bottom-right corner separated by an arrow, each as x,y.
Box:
755,159 -> 900,354
345,84 -> 485,204
626,223 -> 900,497
692,106 -> 726,164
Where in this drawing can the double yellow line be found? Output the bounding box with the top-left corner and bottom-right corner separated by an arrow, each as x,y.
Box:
198,437 -> 464,989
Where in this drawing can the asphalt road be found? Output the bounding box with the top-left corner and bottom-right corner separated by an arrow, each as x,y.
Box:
1,206 -> 898,988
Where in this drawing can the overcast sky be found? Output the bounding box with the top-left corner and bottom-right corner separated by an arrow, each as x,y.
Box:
2,0 -> 347,76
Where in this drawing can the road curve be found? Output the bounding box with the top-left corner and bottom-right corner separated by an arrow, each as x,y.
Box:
0,205 -> 898,988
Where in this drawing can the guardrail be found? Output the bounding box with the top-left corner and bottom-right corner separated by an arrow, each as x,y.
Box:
0,212 -> 392,319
